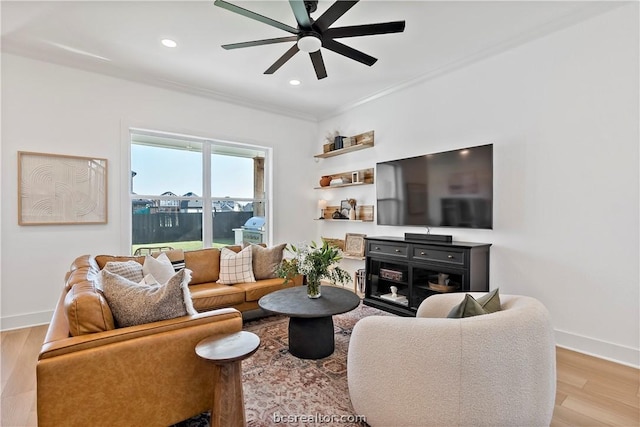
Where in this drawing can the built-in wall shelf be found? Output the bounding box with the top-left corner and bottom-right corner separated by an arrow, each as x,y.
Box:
318,205 -> 374,222
314,131 -> 374,159
315,168 -> 374,189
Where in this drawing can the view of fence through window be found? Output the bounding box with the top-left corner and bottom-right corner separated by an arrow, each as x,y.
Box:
130,131 -> 267,254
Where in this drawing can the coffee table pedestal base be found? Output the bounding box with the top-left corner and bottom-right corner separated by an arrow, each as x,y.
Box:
288,316 -> 334,359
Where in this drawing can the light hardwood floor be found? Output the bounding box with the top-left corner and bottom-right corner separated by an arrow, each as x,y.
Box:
1,325 -> 639,426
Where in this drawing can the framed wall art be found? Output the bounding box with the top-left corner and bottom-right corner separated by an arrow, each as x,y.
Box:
18,151 -> 108,225
344,233 -> 366,257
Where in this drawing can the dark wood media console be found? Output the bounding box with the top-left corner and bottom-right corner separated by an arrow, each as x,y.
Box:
363,236 -> 491,316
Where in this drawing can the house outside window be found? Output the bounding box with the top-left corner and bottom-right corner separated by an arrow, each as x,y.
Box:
130,131 -> 268,254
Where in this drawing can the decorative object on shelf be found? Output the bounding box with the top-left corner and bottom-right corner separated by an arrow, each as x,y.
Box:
276,241 -> 351,299
318,199 -> 328,219
331,209 -> 348,220
330,177 -> 351,186
340,199 -> 351,217
319,175 -> 332,187
344,233 -> 366,257
348,198 -> 357,220
321,236 -> 345,251
390,286 -> 398,298
18,151 -> 108,225
314,131 -> 375,159
351,171 -> 360,183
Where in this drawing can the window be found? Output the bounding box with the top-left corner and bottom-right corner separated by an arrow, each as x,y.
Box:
130,130 -> 268,254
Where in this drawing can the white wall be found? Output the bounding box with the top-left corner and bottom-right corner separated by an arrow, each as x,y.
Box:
0,53 -> 317,329
317,5 -> 639,366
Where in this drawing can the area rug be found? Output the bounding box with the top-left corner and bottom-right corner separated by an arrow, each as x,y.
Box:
175,302 -> 393,427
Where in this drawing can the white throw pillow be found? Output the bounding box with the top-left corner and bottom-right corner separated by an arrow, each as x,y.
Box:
217,246 -> 256,285
143,252 -> 175,284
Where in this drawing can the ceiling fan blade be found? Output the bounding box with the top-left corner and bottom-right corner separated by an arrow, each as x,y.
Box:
289,0 -> 312,30
264,44 -> 300,74
325,21 -> 406,38
314,0 -> 359,32
310,50 -> 328,79
322,38 -> 377,66
214,0 -> 299,35
222,36 -> 298,50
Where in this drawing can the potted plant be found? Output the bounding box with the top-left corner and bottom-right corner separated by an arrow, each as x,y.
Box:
277,241 -> 352,298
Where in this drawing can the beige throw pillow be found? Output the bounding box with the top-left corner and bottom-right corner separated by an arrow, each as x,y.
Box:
251,243 -> 286,279
217,246 -> 255,285
100,268 -> 196,328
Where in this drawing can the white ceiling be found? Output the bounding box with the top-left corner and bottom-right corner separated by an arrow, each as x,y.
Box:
1,1 -> 620,121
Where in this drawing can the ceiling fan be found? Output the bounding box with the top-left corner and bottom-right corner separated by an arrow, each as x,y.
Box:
213,0 -> 405,80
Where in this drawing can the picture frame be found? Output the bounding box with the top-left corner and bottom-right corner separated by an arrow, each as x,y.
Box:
344,233 -> 366,257
18,151 -> 108,225
340,199 -> 351,217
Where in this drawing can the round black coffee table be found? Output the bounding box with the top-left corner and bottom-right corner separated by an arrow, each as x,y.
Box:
258,285 -> 360,359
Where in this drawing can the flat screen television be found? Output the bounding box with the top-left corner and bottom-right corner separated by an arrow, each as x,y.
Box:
376,144 -> 493,229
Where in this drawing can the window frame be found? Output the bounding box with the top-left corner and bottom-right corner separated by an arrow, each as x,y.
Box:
124,127 -> 271,254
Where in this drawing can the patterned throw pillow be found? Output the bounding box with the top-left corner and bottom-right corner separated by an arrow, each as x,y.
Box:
103,260 -> 144,283
100,268 -> 196,328
251,243 -> 286,280
217,246 -> 256,285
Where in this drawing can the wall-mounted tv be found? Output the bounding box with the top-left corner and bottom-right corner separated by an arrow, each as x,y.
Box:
376,144 -> 493,229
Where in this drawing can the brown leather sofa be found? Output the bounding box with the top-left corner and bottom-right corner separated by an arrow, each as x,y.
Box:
37,247 -> 301,426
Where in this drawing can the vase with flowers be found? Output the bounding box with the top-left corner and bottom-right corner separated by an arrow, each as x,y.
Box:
276,241 -> 352,298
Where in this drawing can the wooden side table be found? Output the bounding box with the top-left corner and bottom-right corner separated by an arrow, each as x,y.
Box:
195,331 -> 260,427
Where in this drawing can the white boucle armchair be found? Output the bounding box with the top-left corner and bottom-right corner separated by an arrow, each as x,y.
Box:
347,293 -> 556,427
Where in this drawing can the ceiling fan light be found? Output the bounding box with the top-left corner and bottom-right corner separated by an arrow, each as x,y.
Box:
297,35 -> 321,53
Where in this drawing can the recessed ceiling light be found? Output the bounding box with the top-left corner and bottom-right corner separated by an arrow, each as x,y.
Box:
289,79 -> 301,86
161,39 -> 177,48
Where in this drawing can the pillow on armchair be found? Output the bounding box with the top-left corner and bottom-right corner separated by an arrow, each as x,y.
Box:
447,288 -> 501,318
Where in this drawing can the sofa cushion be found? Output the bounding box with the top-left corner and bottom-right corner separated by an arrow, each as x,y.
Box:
94,254 -> 144,270
99,268 -> 195,327
234,277 -> 297,302
189,282 -> 246,311
143,252 -> 175,284
184,248 -> 221,284
251,243 -> 286,280
218,246 -> 255,285
65,280 -> 115,336
103,260 -> 144,282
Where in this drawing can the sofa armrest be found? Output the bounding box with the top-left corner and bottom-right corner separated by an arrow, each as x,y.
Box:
37,308 -> 243,427
39,308 -> 241,360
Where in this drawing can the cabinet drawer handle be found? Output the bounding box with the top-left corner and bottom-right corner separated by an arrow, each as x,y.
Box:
448,255 -> 454,259
420,251 -> 426,256
375,247 -> 381,250
395,249 -> 401,253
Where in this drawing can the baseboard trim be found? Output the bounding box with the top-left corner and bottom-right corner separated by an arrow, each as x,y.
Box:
555,329 -> 639,369
1,310 -> 52,332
